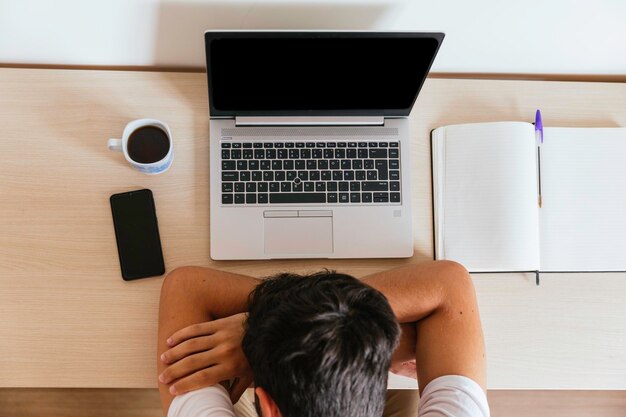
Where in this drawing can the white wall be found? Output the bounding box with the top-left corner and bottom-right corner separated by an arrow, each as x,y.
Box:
1,0 -> 625,74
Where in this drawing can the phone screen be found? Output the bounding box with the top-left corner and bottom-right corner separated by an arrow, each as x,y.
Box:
110,189 -> 165,280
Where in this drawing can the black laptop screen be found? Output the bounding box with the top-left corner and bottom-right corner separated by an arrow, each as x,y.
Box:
205,32 -> 444,117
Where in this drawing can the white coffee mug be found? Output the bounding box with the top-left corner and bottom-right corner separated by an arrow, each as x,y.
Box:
107,119 -> 173,175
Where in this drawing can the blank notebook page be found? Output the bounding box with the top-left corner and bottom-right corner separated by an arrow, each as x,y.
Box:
539,127 -> 626,271
435,122 -> 540,271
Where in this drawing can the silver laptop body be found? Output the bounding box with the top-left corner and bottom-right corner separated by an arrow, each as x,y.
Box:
205,31 -> 444,260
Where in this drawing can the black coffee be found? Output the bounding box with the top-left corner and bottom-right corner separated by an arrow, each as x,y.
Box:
127,126 -> 170,164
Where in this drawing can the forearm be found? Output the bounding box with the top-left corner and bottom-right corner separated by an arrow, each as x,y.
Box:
363,261 -> 486,392
157,267 -> 260,413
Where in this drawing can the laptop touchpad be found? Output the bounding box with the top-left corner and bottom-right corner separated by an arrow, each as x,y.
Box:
264,216 -> 333,255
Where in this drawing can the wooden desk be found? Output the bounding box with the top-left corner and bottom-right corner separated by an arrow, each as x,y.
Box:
1,68 -> 625,389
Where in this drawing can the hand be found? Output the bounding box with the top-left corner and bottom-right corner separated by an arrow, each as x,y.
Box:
159,313 -> 254,403
390,323 -> 417,379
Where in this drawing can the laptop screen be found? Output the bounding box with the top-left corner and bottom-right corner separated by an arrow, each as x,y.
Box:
205,32 -> 444,118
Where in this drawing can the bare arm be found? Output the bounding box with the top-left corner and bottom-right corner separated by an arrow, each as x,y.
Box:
157,266 -> 260,413
363,261 -> 486,393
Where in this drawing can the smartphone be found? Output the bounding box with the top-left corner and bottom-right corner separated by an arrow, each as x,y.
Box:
110,189 -> 165,280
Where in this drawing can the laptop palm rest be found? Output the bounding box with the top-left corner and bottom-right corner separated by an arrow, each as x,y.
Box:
263,211 -> 333,255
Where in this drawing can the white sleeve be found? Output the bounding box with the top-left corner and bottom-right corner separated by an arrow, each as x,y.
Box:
418,375 -> 490,417
168,385 -> 237,417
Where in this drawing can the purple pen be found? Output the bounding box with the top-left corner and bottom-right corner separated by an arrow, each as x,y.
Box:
535,109 -> 543,210
535,109 -> 543,144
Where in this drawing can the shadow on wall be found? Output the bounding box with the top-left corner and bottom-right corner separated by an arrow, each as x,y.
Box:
153,0 -> 405,69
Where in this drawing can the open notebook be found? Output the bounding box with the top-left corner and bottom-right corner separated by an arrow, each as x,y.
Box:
432,122 -> 626,273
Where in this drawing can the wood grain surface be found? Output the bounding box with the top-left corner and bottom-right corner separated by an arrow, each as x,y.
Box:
0,68 -> 625,388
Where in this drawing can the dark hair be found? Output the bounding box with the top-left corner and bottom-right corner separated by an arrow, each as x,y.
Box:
242,271 -> 400,417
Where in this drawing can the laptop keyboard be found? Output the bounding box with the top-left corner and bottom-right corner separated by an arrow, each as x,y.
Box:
220,141 -> 401,205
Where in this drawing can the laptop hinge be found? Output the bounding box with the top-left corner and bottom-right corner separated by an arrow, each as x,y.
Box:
235,116 -> 384,127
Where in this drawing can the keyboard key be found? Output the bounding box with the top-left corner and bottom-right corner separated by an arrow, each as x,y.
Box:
376,160 -> 388,180
356,170 -> 366,180
368,142 -> 378,147
274,142 -> 284,148
390,181 -> 400,191
327,182 -> 338,191
306,142 -> 315,148
235,182 -> 245,193
246,183 -> 256,193
258,182 -> 269,192
277,149 -> 288,159
346,149 -> 357,158
369,149 -> 387,158
367,171 -> 378,180
281,182 -> 291,192
390,192 -> 401,202
286,171 -> 297,181
389,142 -> 399,147
362,192 -> 372,202
348,142 -> 357,148
364,160 -> 374,169
246,194 -> 256,204
221,150 -> 230,159
293,182 -> 303,191
266,149 -> 277,159
353,160 -> 363,170
261,161 -> 271,170
373,192 -> 389,203
252,171 -> 262,181
324,149 -> 334,158
339,182 -> 349,191
312,149 -> 323,159
389,159 -> 400,169
310,171 -> 320,181
389,171 -> 400,180
234,194 -> 245,204
285,142 -> 295,148
295,142 -> 305,148
222,194 -> 233,204
270,182 -> 280,192
284,160 -> 294,170
350,193 -> 361,203
337,142 -> 347,148
253,142 -> 263,148
344,171 -> 355,180
358,149 -> 368,158
339,193 -> 349,203
315,182 -> 326,192
263,170 -> 273,181
307,160 -> 317,170
264,143 -> 273,148
297,171 -> 308,181
330,160 -> 340,170
254,150 -> 265,159
327,142 -> 336,148
231,150 -> 242,159
341,160 -> 351,170
328,193 -> 338,203
321,170 -> 331,181
237,160 -> 248,170
222,172 -> 238,181
362,181 -> 388,191
232,143 -> 242,148
350,182 -> 360,191
304,182 -> 314,192
379,142 -> 388,147
243,150 -> 254,159
316,142 -> 326,148
222,161 -> 236,171
358,142 -> 367,148
249,160 -> 260,170
270,193 -> 326,204
333,171 -> 343,180
221,143 -> 231,148
240,172 -> 251,181
275,171 -> 286,181
301,149 -> 311,159
258,194 -> 268,203
295,160 -> 305,170
222,182 -> 233,192
272,160 -> 283,170
335,149 -> 346,158
389,149 -> 399,158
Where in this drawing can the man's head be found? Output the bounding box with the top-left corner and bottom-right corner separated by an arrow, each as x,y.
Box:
242,271 -> 400,417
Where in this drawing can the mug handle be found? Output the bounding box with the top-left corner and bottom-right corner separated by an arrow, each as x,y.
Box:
107,138 -> 122,152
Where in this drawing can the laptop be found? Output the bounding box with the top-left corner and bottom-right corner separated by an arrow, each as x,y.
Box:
205,31 -> 444,260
